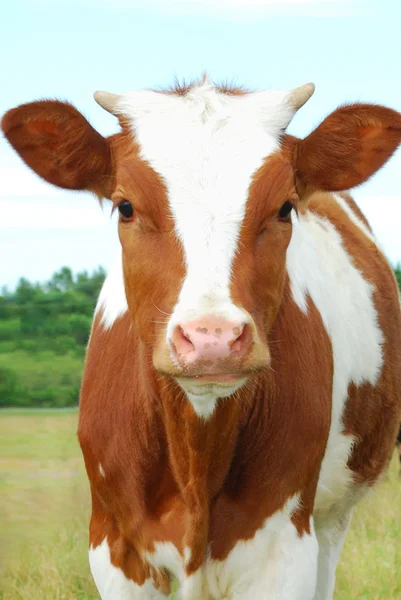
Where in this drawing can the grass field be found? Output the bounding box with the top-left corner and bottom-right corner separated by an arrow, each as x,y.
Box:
1,410 -> 400,599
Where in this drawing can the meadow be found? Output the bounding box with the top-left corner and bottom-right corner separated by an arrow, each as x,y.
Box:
1,409 -> 400,600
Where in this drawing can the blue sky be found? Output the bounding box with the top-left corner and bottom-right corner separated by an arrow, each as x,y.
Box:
1,0 -> 400,288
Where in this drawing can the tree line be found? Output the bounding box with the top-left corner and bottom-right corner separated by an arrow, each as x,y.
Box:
0,267 -> 105,408
0,264 -> 400,408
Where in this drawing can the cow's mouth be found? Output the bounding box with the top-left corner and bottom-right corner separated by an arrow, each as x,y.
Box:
182,373 -> 245,384
176,373 -> 248,398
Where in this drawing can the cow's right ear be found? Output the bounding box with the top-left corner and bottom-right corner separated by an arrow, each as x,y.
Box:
1,100 -> 113,198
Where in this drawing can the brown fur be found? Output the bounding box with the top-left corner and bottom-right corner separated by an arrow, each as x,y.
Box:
296,103 -> 401,191
1,100 -> 113,195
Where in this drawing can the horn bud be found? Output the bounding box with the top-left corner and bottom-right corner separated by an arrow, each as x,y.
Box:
93,91 -> 120,114
288,83 -> 315,111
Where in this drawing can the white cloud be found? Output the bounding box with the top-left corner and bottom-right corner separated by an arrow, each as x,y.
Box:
0,196 -> 114,230
0,167 -> 66,199
0,166 -> 116,230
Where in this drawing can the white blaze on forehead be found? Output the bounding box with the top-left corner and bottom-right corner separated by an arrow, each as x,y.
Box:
116,81 -> 296,320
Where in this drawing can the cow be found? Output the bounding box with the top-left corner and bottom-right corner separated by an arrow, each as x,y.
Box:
2,76 -> 401,600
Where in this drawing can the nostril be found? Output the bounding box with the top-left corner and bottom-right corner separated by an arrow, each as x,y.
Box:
171,325 -> 195,355
230,324 -> 251,355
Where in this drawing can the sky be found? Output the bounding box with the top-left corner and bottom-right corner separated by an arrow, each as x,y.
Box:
1,0 -> 400,288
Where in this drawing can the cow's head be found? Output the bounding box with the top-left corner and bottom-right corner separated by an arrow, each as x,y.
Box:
3,78 -> 401,417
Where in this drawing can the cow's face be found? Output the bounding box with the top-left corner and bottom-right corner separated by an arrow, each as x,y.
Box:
108,81 -> 307,415
3,79 -> 400,417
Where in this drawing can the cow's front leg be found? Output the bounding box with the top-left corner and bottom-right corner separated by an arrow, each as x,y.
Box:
313,507 -> 353,600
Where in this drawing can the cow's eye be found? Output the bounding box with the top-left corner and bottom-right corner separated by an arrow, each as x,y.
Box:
278,201 -> 293,221
118,200 -> 134,220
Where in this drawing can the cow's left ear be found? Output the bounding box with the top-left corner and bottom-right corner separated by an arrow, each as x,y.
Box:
295,103 -> 401,192
1,100 -> 113,198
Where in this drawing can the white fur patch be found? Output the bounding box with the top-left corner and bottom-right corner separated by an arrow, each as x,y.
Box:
182,391 -> 218,420
98,463 -> 106,478
286,209 -> 384,515
89,538 -> 166,599
145,495 -> 318,599
95,252 -> 128,329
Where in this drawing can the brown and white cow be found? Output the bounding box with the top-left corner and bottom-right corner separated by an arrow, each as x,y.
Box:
2,77 -> 401,600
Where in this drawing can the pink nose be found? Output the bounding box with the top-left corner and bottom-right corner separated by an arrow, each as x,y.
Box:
170,317 -> 252,366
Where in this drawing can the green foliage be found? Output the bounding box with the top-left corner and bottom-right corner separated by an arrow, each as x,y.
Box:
0,318 -> 20,340
0,367 -> 24,407
0,267 -> 105,407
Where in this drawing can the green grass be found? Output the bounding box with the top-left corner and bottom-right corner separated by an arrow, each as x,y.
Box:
1,410 -> 400,599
